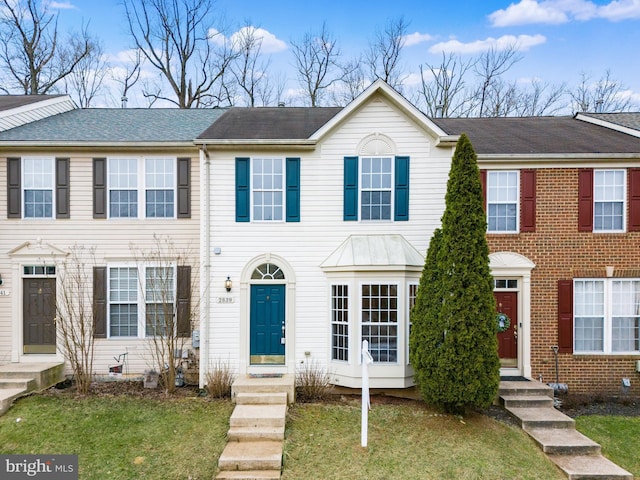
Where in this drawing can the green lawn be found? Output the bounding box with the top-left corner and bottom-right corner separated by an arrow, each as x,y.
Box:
5,393 -> 636,480
282,399 -> 565,480
0,395 -> 233,480
576,415 -> 640,478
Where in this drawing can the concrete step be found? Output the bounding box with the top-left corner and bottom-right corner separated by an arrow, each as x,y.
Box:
0,388 -> 27,416
230,405 -> 287,429
499,380 -> 555,399
506,406 -> 575,429
232,375 -> 295,404
0,378 -> 37,391
548,454 -> 634,480
218,441 -> 282,471
235,392 -> 288,405
216,469 -> 281,479
0,363 -> 64,391
228,426 -> 285,442
526,428 -> 601,455
501,394 -> 555,409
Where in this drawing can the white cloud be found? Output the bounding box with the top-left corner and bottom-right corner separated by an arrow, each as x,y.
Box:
489,0 -> 640,26
429,34 -> 546,55
230,26 -> 287,54
48,1 -> 77,10
403,32 -> 433,47
208,28 -> 227,47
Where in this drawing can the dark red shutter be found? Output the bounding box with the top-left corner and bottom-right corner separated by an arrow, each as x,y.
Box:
176,266 -> 191,337
479,169 -> 487,212
93,267 -> 107,338
520,169 -> 536,232
557,280 -> 573,354
7,157 -> 21,218
578,169 -> 593,232
629,168 -> 640,232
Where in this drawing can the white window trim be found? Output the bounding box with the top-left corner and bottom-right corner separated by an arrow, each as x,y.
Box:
359,156 -> 394,222
359,281 -> 400,365
22,156 -> 55,219
250,157 -> 285,223
593,169 -> 626,233
330,283 -> 350,364
107,157 -> 177,220
407,282 -> 418,366
574,278 -> 640,354
107,263 -> 177,339
487,170 -> 519,234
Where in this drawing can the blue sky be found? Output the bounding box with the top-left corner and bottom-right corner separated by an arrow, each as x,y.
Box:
50,0 -> 640,109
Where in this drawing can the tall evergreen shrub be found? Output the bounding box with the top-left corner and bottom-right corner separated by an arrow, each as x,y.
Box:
411,133 -> 500,414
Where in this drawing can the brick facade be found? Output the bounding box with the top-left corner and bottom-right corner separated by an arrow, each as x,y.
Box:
487,167 -> 640,395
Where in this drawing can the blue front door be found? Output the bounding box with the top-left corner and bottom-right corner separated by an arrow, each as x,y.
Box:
250,284 -> 285,364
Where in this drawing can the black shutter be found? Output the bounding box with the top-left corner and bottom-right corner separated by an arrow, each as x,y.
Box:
56,158 -> 70,219
93,267 -> 107,338
93,158 -> 107,219
7,157 -> 21,218
176,266 -> 191,337
177,157 -> 191,218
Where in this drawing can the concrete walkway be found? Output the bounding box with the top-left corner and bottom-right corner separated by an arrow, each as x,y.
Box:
215,375 -> 294,480
499,380 -> 633,480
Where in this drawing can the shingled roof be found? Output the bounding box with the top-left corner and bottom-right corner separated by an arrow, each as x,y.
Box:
430,116 -> 640,155
0,95 -> 66,112
197,107 -> 343,140
0,108 -> 227,143
579,112 -> 640,131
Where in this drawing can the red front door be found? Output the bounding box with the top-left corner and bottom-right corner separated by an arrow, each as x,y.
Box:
495,291 -> 517,364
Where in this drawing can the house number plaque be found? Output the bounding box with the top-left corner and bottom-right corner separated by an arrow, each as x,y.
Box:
216,297 -> 234,304
0,290 -> 9,296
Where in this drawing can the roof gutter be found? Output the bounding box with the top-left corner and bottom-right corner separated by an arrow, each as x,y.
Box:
194,139 -> 317,151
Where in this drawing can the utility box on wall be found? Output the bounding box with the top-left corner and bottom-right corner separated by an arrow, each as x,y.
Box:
192,330 -> 200,349
636,360 -> 640,373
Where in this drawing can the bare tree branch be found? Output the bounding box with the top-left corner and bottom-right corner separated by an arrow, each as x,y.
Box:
417,51 -> 474,117
0,0 -> 92,94
229,23 -> 271,107
291,22 -> 343,107
365,15 -> 408,90
64,36 -> 109,107
569,70 -> 635,113
473,44 -> 522,117
122,0 -> 237,108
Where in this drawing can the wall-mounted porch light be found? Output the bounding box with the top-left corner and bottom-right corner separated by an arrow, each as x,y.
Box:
225,276 -> 232,292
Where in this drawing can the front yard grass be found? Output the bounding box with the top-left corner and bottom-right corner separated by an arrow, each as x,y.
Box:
576,415 -> 640,477
0,394 -> 233,480
9,392 -> 637,480
282,399 -> 565,480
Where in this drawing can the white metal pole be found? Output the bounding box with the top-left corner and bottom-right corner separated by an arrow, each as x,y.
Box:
361,340 -> 373,447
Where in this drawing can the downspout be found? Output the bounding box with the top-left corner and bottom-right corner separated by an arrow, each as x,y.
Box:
199,144 -> 211,389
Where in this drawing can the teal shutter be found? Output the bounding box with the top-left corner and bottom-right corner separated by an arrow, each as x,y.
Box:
286,157 -> 300,222
343,156 -> 358,221
394,156 -> 410,221
236,158 -> 250,222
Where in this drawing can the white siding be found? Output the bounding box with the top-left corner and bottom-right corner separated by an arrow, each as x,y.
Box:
205,94 -> 453,388
0,151 -> 201,376
0,97 -> 76,131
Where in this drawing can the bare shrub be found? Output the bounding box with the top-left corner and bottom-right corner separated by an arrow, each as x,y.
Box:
296,360 -> 334,402
205,360 -> 236,398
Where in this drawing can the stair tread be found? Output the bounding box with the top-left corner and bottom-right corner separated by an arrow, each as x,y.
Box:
526,428 -> 600,446
548,454 -> 633,479
506,406 -> 574,422
231,404 -> 287,419
0,388 -> 26,400
216,470 -> 281,479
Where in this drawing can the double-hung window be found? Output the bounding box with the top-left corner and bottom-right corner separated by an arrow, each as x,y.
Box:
107,265 -> 177,338
361,284 -> 398,363
574,278 -> 640,353
594,169 -> 625,232
94,157 -> 188,219
487,171 -> 519,233
252,158 -> 283,221
343,156 -> 410,222
23,157 -> 55,218
361,157 -> 393,220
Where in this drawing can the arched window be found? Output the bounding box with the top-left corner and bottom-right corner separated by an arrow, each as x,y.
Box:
251,263 -> 285,280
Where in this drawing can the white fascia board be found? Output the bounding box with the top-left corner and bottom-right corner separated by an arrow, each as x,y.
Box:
309,79 -> 448,141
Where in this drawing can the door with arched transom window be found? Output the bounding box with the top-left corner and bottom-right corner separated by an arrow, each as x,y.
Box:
250,263 -> 286,365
